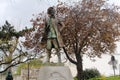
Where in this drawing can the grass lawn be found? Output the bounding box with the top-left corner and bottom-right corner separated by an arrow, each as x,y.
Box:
106,76 -> 120,80
89,76 -> 120,80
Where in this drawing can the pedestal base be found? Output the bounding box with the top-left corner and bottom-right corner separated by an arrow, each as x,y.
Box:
38,66 -> 73,80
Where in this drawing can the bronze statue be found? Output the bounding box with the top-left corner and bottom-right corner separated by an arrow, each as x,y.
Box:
42,7 -> 64,63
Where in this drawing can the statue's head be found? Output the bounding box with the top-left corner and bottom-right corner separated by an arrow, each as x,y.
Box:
47,7 -> 55,18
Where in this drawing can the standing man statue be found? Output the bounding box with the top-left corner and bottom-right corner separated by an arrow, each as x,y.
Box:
41,7 -> 64,63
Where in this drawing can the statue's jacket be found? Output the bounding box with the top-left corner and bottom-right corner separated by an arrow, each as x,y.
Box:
44,17 -> 64,48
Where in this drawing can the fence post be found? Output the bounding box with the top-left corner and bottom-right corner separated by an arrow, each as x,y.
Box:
119,64 -> 120,76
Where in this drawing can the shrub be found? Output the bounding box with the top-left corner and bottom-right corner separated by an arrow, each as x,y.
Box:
83,68 -> 101,80
74,77 -> 78,80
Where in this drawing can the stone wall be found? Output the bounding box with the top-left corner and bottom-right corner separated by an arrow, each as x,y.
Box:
0,66 -> 73,80
21,68 -> 40,80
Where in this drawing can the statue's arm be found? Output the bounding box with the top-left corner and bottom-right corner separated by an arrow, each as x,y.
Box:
60,22 -> 65,32
56,18 -> 66,32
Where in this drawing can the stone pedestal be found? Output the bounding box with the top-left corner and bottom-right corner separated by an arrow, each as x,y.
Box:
38,66 -> 73,80
21,68 -> 40,80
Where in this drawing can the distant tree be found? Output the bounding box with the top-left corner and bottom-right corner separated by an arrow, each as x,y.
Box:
23,12 -> 46,53
16,59 -> 43,75
23,0 -> 120,80
58,1 -> 120,80
0,21 -> 38,73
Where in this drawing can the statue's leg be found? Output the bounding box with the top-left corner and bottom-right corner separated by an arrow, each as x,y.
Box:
52,39 -> 61,63
56,48 -> 61,63
46,49 -> 51,62
46,39 -> 52,63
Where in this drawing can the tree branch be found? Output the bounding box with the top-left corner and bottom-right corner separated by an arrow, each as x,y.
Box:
0,57 -> 35,73
63,47 -> 77,65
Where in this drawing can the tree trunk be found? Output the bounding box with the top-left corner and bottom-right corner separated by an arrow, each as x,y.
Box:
76,53 -> 84,80
63,47 -> 84,80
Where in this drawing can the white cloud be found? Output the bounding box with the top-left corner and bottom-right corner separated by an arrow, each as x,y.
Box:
0,1 -> 8,22
108,0 -> 120,6
0,0 -> 52,30
0,0 -> 120,30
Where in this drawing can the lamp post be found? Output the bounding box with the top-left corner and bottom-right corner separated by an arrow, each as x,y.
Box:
6,70 -> 13,80
28,62 -> 30,80
119,64 -> 120,76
